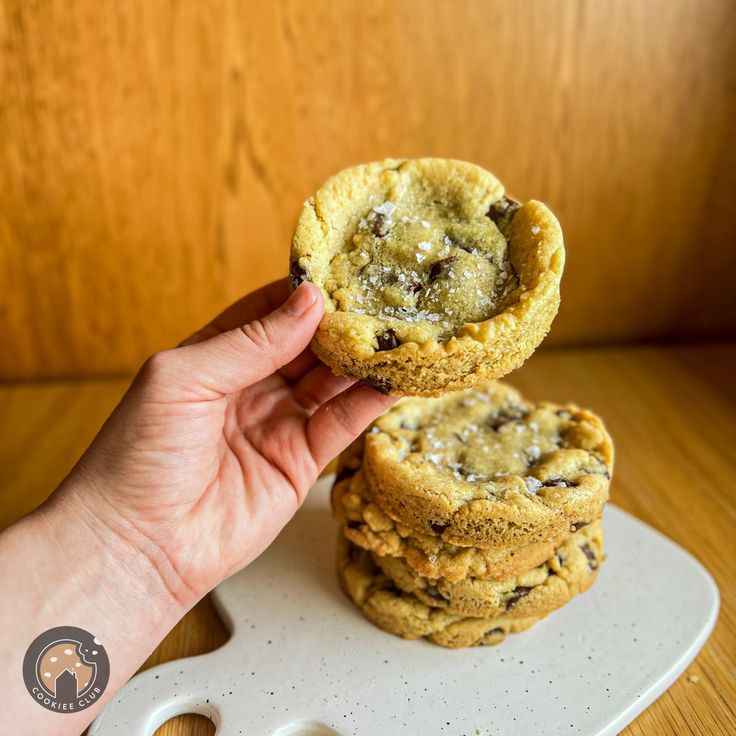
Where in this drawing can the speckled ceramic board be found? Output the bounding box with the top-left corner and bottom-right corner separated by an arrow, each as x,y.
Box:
90,475 -> 718,736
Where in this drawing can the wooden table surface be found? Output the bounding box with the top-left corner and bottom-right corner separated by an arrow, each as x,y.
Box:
2,343 -> 734,735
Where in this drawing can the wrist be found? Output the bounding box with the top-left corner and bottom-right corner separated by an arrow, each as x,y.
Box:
34,480 -> 195,627
0,481 -> 194,734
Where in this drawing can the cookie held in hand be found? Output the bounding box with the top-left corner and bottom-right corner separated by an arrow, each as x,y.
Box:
290,158 -> 564,396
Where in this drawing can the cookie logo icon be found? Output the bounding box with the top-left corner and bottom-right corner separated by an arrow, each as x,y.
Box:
22,626 -> 110,713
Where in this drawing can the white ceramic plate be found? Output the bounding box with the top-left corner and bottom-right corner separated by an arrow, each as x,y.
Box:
90,475 -> 719,736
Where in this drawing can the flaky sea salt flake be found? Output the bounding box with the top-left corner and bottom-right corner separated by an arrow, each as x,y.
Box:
526,445 -> 542,461
373,201 -> 396,217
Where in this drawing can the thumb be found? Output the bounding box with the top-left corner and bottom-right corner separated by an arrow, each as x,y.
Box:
160,282 -> 324,398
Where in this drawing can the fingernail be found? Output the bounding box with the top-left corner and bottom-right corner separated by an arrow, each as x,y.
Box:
286,282 -> 318,317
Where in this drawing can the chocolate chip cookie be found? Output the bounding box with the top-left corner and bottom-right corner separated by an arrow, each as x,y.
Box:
291,158 -> 564,396
332,438 -> 564,583
336,533 -> 541,649
372,521 -> 603,618
363,381 -> 613,549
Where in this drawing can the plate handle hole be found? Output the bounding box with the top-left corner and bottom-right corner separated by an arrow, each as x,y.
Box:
154,713 -> 215,736
273,720 -> 340,736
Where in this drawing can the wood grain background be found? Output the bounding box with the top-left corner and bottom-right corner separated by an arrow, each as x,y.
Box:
1,0 -> 735,380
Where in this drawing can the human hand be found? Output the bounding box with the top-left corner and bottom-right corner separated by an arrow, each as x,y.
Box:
0,278 -> 397,735
55,279 -> 395,606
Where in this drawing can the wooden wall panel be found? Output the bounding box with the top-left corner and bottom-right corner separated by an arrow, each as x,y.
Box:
1,0 -> 734,379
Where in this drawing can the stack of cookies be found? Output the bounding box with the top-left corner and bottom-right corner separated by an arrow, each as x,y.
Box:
289,158 -> 613,648
330,382 -> 613,648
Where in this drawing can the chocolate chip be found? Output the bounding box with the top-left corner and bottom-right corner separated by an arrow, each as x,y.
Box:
486,196 -> 520,226
570,521 -> 589,532
487,416 -> 514,430
429,521 -> 449,534
429,256 -> 457,281
486,406 -> 528,430
506,586 -> 532,608
361,376 -> 393,394
290,260 -> 310,290
581,543 -> 598,570
370,212 -> 387,237
376,329 -> 400,351
542,478 -> 576,488
406,281 -> 422,294
335,465 -> 358,484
